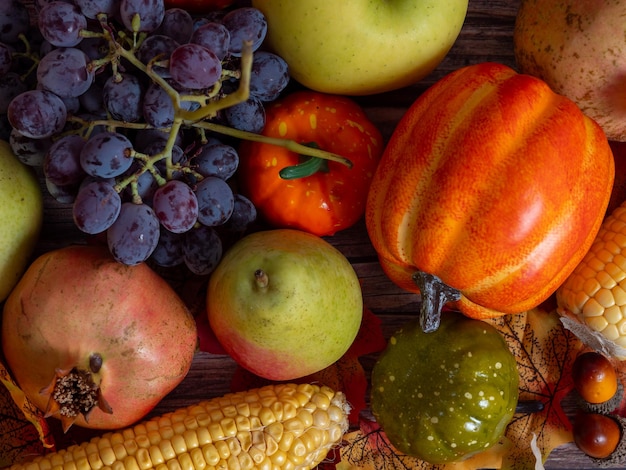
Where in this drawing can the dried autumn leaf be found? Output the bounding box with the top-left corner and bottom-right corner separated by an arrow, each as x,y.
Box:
0,360 -> 54,467
486,306 -> 583,468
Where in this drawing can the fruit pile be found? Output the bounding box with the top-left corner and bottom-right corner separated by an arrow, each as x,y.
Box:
0,0 -> 292,271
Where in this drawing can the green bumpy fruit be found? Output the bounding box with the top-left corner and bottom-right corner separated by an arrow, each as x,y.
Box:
371,312 -> 519,464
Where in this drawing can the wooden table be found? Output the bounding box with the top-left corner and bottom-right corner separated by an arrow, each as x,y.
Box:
30,0 -> 624,469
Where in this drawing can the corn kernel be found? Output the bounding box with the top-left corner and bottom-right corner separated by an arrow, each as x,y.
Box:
201,444 -> 220,467
582,298 -> 605,317
135,448 -> 152,470
158,440 -> 176,461
213,440 -> 230,460
148,446 -> 164,466
188,448 -> 206,470
258,407 -> 276,426
586,315 -> 609,332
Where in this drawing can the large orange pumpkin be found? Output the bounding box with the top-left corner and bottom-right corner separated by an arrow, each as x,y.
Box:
365,62 -> 615,332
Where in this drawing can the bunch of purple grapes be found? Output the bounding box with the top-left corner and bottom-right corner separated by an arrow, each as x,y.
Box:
0,0 -> 292,273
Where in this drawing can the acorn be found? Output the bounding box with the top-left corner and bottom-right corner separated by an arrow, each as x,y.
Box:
572,351 -> 624,413
573,412 -> 626,467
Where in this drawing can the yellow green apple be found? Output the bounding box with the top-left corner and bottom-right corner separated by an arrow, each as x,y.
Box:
251,0 -> 468,95
207,229 -> 363,380
0,139 -> 43,301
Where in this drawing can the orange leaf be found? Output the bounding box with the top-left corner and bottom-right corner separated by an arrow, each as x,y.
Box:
486,306 -> 583,468
0,359 -> 55,467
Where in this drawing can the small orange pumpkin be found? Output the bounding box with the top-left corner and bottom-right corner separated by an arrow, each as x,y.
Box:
365,62 -> 615,332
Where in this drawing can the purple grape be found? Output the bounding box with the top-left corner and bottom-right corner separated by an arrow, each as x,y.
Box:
170,43 -> 222,90
155,8 -> 193,44
73,180 -> 122,234
136,34 -> 179,78
107,202 -> 160,265
0,1 -> 31,44
151,226 -> 184,267
38,1 -> 88,47
183,224 -> 222,275
152,180 -> 199,233
37,47 -> 95,98
46,178 -> 78,204
142,81 -> 175,128
224,95 -> 265,133
0,73 -> 28,114
190,22 -> 230,61
119,0 -> 165,33
74,0 -> 121,19
222,7 -> 267,57
80,131 -> 134,178
7,89 -> 67,139
44,134 -> 87,185
249,51 -> 290,102
222,193 -> 257,234
103,72 -> 144,122
195,176 -> 234,226
193,142 -> 239,180
9,129 -> 52,166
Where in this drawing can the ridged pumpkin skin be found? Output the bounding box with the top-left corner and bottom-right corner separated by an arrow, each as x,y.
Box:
365,62 -> 614,328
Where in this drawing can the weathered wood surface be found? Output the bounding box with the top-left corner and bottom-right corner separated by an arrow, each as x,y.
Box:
31,0 -> 625,468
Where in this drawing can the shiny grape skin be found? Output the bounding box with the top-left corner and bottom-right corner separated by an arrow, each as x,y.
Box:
74,0 -> 120,19
38,1 -> 87,47
107,202 -> 160,265
44,134 -> 87,186
119,0 -> 165,33
152,180 -> 199,234
102,72 -> 144,122
222,193 -> 257,234
190,22 -> 230,61
37,47 -> 95,98
73,180 -> 122,234
155,8 -> 194,44
195,176 -> 235,226
222,7 -> 267,57
136,34 -> 180,79
224,95 -> 265,133
249,51 -> 290,102
169,43 -> 222,90
193,142 -> 239,181
80,131 -> 134,178
7,89 -> 67,139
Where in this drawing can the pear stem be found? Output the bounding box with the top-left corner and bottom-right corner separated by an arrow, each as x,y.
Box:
254,269 -> 269,289
412,271 -> 461,333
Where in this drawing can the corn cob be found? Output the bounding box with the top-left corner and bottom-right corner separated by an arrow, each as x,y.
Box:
556,202 -> 626,357
8,383 -> 350,470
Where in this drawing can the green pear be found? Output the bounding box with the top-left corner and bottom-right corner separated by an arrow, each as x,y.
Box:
207,229 -> 363,380
252,0 -> 468,95
0,139 -> 43,301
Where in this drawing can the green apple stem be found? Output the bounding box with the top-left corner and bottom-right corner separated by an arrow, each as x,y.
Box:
412,271 -> 461,333
254,269 -> 269,289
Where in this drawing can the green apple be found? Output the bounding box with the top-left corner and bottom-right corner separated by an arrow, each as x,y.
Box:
0,139 -> 43,301
251,0 -> 468,95
207,228 -> 363,380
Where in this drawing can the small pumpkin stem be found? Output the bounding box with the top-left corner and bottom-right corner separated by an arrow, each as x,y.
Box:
412,271 -> 461,333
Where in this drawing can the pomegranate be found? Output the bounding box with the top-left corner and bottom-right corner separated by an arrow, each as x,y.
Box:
1,245 -> 197,431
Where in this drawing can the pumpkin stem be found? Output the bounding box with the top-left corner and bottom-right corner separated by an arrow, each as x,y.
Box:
412,271 -> 461,333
